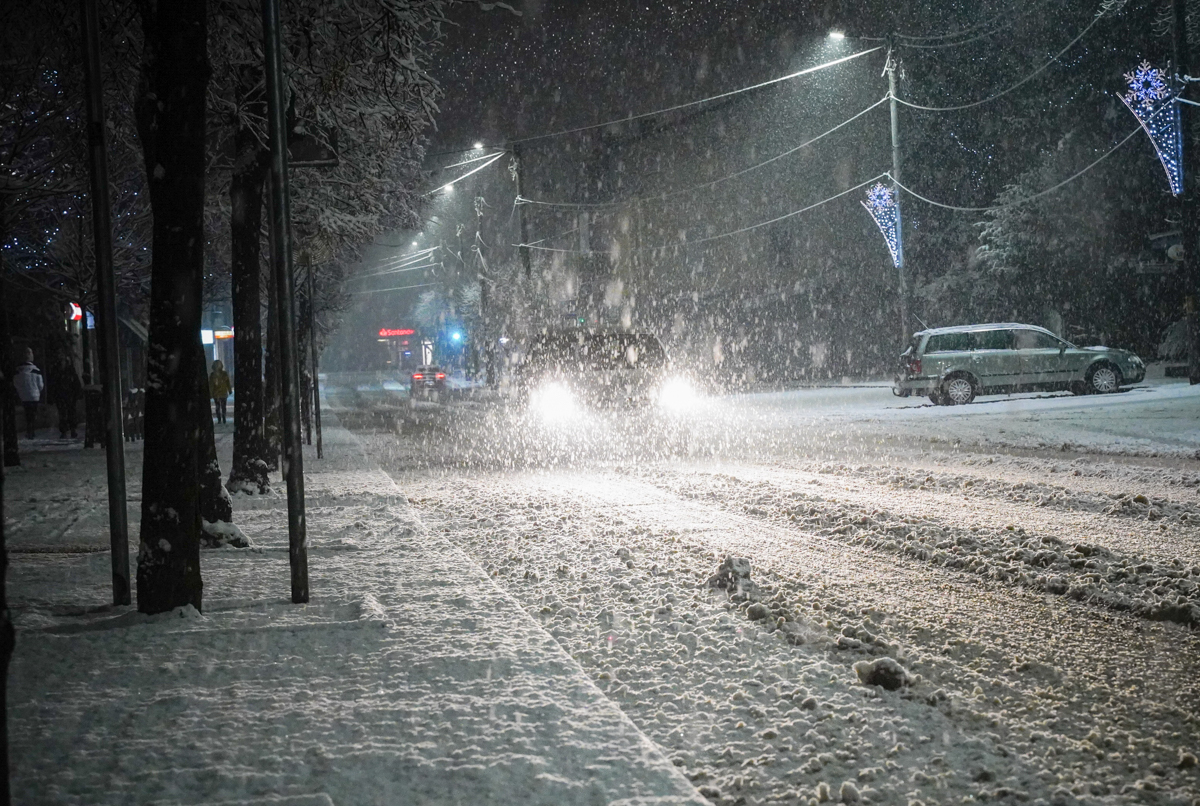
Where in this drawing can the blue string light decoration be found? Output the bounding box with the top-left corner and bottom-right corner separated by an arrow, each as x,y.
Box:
862,182 -> 903,268
1119,60 -> 1183,195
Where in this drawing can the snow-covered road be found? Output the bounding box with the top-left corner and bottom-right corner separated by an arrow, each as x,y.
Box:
330,375 -> 1200,806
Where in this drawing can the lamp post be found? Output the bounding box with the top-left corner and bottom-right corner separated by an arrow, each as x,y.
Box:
261,0 -> 308,603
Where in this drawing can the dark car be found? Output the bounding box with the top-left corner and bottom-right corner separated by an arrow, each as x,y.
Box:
410,365 -> 446,400
514,329 -> 698,418
894,323 -> 1145,405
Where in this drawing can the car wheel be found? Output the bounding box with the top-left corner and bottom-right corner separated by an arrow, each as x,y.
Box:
941,374 -> 976,405
1086,362 -> 1122,394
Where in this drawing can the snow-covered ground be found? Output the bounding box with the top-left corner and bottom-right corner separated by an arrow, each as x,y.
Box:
329,373 -> 1200,806
5,424 -> 705,805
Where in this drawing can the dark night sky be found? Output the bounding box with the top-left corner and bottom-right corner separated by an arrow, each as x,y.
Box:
428,0 -> 893,155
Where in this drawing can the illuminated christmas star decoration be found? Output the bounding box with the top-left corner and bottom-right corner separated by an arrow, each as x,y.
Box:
862,182 -> 903,268
1119,59 -> 1183,195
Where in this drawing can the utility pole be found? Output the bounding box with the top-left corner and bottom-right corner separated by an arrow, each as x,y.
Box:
80,0 -> 130,606
262,0 -> 308,603
885,41 -> 911,344
1173,0 -> 1199,384
512,144 -> 533,280
885,40 -> 911,345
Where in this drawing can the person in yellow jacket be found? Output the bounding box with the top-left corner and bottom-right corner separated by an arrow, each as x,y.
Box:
209,360 -> 232,424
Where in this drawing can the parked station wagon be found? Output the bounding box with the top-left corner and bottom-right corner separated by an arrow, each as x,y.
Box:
894,323 -> 1145,405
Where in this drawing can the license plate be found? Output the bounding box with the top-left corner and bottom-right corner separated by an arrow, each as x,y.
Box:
424,380 -> 435,386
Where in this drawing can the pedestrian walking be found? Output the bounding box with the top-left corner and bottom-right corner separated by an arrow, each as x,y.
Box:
52,356 -> 83,439
209,359 -> 231,424
14,348 -> 45,439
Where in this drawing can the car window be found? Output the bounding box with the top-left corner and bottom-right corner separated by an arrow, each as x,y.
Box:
526,333 -> 666,370
971,330 -> 1011,351
924,332 -> 972,353
582,335 -> 667,369
1013,330 -> 1061,350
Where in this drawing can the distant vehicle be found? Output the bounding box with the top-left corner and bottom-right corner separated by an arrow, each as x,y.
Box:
893,323 -> 1145,405
514,329 -> 699,420
410,365 -> 446,400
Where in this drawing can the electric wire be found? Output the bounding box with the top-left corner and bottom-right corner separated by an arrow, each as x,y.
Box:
899,7 -> 1038,50
893,124 -> 1141,212
519,95 -> 889,209
353,261 -> 442,281
521,174 -> 888,254
347,281 -> 440,295
438,150 -> 506,170
354,248 -> 439,275
509,47 -> 882,146
892,9 -> 1105,112
425,151 -> 506,195
892,5 -> 1016,41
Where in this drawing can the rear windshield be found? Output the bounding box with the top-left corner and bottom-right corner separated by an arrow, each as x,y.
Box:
526,333 -> 667,370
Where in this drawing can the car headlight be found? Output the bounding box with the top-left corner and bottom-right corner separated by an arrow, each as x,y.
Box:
657,376 -> 700,412
529,381 -> 580,423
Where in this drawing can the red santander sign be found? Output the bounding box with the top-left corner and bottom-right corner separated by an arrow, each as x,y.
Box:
378,328 -> 415,338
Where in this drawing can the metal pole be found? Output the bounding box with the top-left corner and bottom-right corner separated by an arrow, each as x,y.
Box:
512,144 -> 532,280
306,252 -> 322,458
80,0 -> 130,606
261,0 -> 308,603
886,43 -> 910,345
1172,0 -> 1199,384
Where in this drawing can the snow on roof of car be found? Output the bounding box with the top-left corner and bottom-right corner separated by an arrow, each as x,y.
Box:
913,323 -> 1055,337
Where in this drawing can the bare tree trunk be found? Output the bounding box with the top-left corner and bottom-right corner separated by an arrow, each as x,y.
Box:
0,198 -> 19,469
226,66 -> 270,494
263,271 -> 281,473
0,344 -> 12,805
195,342 -> 247,547
134,0 -> 208,615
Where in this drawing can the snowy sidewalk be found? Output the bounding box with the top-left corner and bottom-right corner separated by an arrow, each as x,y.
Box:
6,420 -> 705,805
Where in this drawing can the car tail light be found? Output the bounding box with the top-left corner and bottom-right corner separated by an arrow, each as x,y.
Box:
412,373 -> 423,380
436,373 -> 445,379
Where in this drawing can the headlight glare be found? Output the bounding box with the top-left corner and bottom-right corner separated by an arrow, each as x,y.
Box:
658,376 -> 700,412
529,381 -> 579,423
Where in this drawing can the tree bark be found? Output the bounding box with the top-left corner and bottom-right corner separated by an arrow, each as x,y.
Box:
134,0 -> 209,615
194,342 -> 248,548
0,335 -> 12,805
1,197 -> 19,469
226,66 -> 270,494
263,266 -> 282,472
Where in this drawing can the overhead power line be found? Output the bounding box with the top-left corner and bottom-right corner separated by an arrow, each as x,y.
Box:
347,281 -> 440,296
892,4 -> 1027,44
522,174 -> 888,254
509,47 -> 883,146
893,9 -> 1106,111
899,7 -> 1039,50
352,261 -> 441,281
519,95 -> 890,209
426,152 -> 506,195
438,151 -> 506,170
894,124 -> 1140,212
